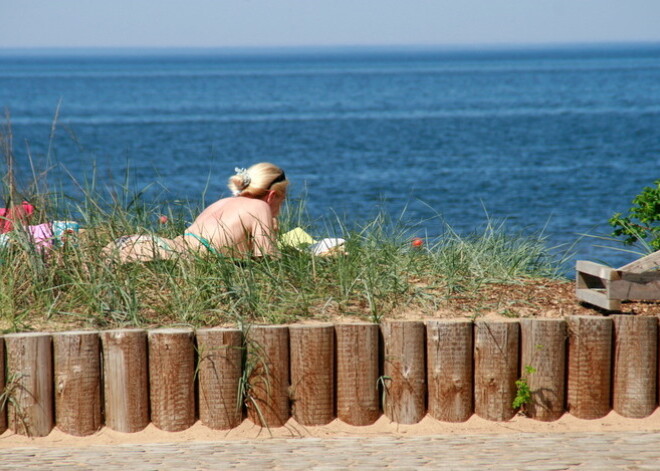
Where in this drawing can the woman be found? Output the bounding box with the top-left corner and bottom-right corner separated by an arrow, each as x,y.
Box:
102,162 -> 288,263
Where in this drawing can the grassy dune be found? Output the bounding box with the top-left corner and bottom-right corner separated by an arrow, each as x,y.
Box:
0,185 -> 566,332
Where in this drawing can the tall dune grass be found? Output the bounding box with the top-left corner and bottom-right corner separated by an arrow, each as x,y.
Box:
0,182 -> 566,333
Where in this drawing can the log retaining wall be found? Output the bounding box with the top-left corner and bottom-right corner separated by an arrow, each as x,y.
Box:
0,316 -> 658,436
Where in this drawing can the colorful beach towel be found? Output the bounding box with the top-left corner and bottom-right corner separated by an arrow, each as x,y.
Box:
281,227 -> 346,256
0,202 -> 35,233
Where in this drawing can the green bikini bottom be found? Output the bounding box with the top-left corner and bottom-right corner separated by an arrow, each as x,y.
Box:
184,233 -> 219,255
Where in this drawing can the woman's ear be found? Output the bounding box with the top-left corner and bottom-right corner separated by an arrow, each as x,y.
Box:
265,190 -> 276,204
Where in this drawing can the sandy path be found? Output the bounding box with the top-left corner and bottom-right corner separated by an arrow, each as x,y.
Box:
2,410 -> 660,448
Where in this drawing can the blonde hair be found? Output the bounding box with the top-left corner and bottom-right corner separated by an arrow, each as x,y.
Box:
228,162 -> 288,199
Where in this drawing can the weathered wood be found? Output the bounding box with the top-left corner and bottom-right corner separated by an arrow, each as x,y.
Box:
610,279 -> 660,301
620,271 -> 660,282
575,288 -> 621,311
567,316 -> 613,419
381,321 -> 426,424
576,256 -> 660,309
335,323 -> 380,426
196,328 -> 244,430
289,324 -> 335,426
246,325 -> 290,427
474,321 -> 519,422
5,333 -> 54,437
576,261 -> 621,281
100,329 -> 149,433
619,250 -> 660,272
520,319 -> 567,421
575,261 -> 622,310
612,315 -> 657,418
53,331 -> 102,436
148,328 -> 196,432
426,320 -> 473,422
0,336 -> 5,434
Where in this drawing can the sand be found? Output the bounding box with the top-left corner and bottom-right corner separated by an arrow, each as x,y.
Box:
2,411 -> 660,448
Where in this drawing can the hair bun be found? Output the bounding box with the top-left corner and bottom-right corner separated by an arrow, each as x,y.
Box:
230,167 -> 251,196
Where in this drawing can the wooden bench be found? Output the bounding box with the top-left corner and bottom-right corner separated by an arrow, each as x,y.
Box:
576,251 -> 660,311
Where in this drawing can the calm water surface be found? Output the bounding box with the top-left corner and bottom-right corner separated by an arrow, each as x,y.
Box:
1,46 -> 660,272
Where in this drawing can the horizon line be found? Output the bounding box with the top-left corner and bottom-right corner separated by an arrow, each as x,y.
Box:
2,40 -> 660,57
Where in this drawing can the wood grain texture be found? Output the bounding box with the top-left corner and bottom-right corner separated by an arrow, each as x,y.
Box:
5,333 -> 54,437
474,321 -> 519,422
612,315 -> 657,418
335,323 -> 380,426
567,316 -> 613,419
520,319 -> 567,421
246,326 -> 290,427
196,328 -> 244,430
575,288 -> 621,311
100,329 -> 149,433
53,331 -> 102,436
619,250 -> 660,272
610,279 -> 660,301
148,328 -> 196,432
289,324 -> 335,425
0,336 -> 5,434
426,320 -> 473,422
382,321 -> 426,424
575,261 -> 620,280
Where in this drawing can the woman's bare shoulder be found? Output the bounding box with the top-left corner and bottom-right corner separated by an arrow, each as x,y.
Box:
235,197 -> 271,212
204,196 -> 271,216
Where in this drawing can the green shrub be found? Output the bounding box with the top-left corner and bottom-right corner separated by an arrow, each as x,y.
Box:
609,179 -> 660,252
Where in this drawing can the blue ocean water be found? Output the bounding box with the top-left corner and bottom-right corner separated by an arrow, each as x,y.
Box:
1,45 -> 660,273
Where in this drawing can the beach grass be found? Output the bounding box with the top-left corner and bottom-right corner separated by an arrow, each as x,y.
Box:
0,180 -> 567,332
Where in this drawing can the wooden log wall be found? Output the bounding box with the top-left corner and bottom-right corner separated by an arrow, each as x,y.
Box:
53,331 -> 102,436
100,329 -> 149,433
382,321 -> 426,424
196,327 -> 243,430
5,333 -> 54,437
612,315 -> 657,418
335,323 -> 380,425
426,320 -> 473,422
567,316 -> 613,419
148,328 -> 196,432
474,321 -> 519,422
0,335 -> 5,435
289,324 -> 335,426
246,325 -> 290,427
1,316 -> 660,437
520,319 -> 567,421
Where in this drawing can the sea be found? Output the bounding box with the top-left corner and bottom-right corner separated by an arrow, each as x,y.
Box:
1,44 -> 659,274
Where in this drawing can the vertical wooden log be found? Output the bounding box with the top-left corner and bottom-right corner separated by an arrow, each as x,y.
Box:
5,333 -> 54,437
567,316 -> 613,419
148,328 -> 196,432
289,324 -> 335,426
381,321 -> 426,424
100,329 -> 149,433
335,323 -> 380,425
474,321 -> 519,422
246,325 -> 290,427
612,315 -> 657,418
520,319 -> 567,421
53,331 -> 102,436
196,328 -> 244,430
426,320 -> 473,422
0,336 -> 6,434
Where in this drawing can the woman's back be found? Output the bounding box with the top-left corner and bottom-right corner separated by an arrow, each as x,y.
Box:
185,196 -> 276,256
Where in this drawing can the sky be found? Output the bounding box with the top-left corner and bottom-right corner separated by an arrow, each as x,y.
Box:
1,0 -> 659,50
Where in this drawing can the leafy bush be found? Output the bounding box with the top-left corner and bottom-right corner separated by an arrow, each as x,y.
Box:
609,180 -> 660,252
